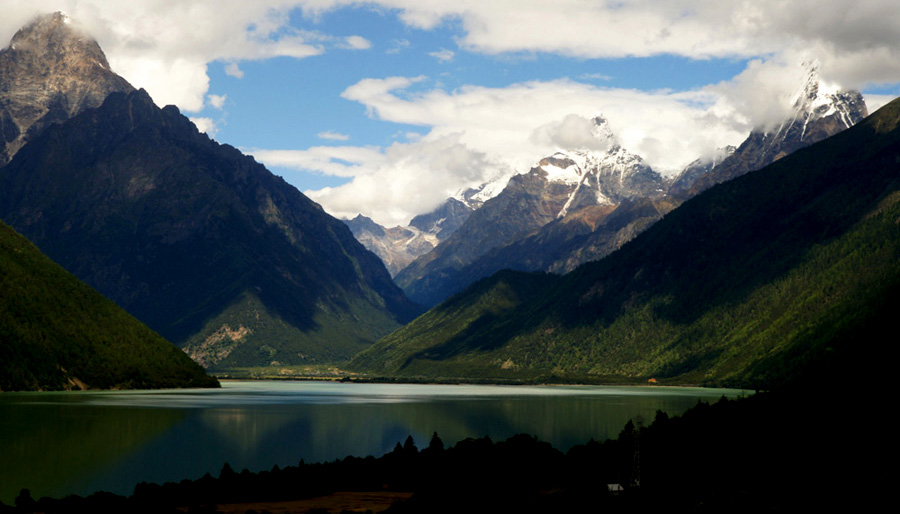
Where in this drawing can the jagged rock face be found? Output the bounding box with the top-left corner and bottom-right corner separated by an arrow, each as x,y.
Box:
679,62 -> 867,197
346,215 -> 428,276
0,12 -> 133,165
345,198 -> 475,277
0,89 -> 419,367
395,122 -> 665,307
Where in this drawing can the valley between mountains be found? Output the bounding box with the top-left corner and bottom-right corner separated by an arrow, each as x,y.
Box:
1,11 -> 896,392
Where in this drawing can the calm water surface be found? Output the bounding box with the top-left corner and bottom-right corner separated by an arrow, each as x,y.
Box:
0,381 -> 747,503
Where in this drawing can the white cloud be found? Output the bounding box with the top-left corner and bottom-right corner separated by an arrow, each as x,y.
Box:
4,0 -> 898,226
189,117 -> 218,136
224,63 -> 244,79
302,134 -> 504,225
248,146 -> 386,178
0,1 -> 327,112
208,94 -> 227,109
327,0 -> 900,89
340,76 -> 744,173
340,35 -> 372,50
294,76 -> 749,225
428,48 -> 454,62
317,131 -> 350,141
3,1 -> 899,113
864,94 -> 896,114
530,114 -> 615,152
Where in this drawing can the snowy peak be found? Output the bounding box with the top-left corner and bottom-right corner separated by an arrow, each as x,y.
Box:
535,141 -> 662,218
680,61 -> 867,197
771,59 -> 867,142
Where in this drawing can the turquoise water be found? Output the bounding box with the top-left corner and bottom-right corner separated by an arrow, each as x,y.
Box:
0,381 -> 746,503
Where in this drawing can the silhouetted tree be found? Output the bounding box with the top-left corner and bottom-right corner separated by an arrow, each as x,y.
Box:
428,431 -> 444,452
403,435 -> 418,454
14,489 -> 36,513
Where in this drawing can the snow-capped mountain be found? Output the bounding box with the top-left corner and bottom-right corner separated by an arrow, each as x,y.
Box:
345,197 -> 475,276
394,117 -> 666,306
351,63 -> 868,308
536,144 -> 663,218
674,60 -> 867,196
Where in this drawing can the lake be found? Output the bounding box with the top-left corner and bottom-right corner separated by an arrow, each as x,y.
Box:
0,380 -> 747,504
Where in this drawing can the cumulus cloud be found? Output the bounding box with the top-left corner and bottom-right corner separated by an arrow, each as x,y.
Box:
340,76 -> 744,173
326,0 -> 900,90
4,0 -> 898,225
0,0 -> 370,112
288,76 -> 750,225
301,134 -> 505,225
3,1 -> 898,111
530,114 -> 616,152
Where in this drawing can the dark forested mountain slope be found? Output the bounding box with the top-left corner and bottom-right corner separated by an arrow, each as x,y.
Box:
0,221 -> 217,391
352,97 -> 900,387
0,89 -> 419,369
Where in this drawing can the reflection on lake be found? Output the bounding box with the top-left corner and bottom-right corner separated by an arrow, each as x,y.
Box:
0,381 -> 747,503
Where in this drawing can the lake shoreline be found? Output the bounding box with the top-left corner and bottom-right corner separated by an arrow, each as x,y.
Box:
211,371 -> 728,389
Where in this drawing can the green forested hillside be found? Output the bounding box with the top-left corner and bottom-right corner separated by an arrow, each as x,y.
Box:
0,221 -> 218,391
351,98 -> 900,388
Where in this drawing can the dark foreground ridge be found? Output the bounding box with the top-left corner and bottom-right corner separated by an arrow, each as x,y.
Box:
0,387 -> 879,513
0,220 -> 218,391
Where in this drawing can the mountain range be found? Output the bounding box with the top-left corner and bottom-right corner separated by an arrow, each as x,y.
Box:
0,13 -> 419,372
350,94 -> 900,387
358,64 -> 868,308
0,11 -> 891,392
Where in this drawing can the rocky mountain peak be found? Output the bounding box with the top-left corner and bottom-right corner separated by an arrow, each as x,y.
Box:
9,12 -> 95,59
675,62 -> 867,197
768,59 -> 867,142
590,115 -> 615,142
0,11 -> 133,165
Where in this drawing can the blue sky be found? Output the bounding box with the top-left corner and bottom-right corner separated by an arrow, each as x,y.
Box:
3,1 -> 899,225
199,8 -> 754,190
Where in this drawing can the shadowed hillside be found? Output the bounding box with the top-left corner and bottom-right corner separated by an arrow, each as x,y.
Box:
0,221 -> 217,391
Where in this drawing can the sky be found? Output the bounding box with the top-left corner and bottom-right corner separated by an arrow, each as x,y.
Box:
2,1 -> 900,227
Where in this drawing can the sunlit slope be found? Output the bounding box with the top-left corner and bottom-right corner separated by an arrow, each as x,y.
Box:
351,98 -> 900,387
0,221 -> 218,391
